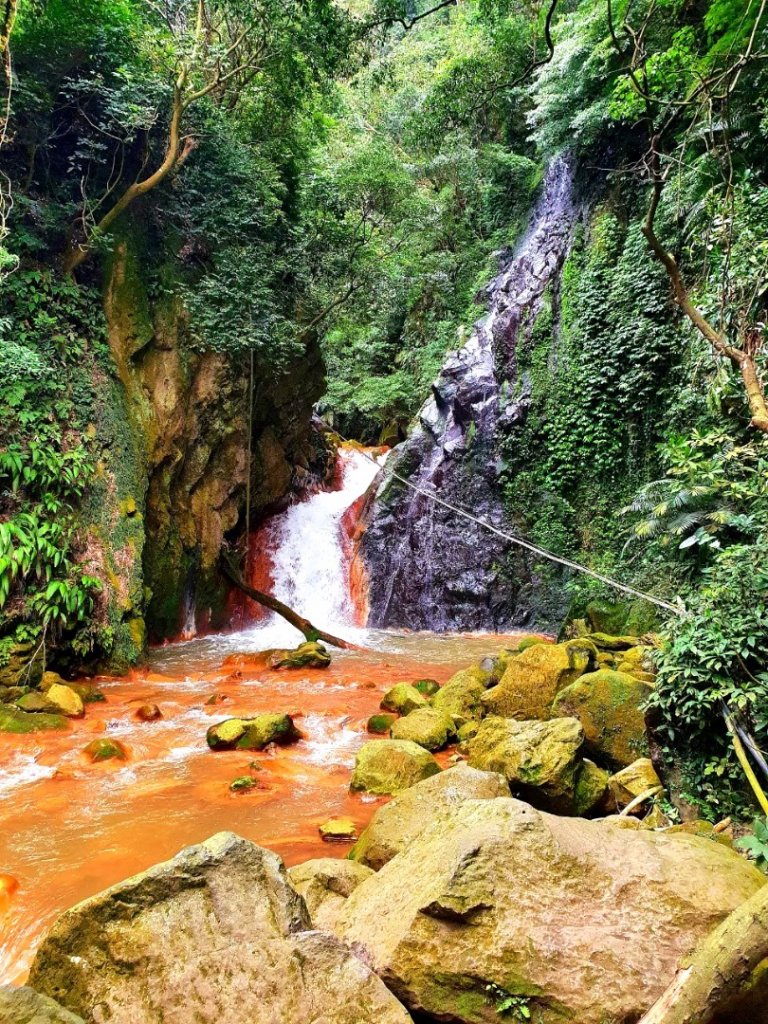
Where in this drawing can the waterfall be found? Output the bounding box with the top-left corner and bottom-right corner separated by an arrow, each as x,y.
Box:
361,157 -> 578,632
243,447 -> 382,644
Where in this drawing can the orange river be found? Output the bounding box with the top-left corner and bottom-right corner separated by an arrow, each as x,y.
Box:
0,626 -> 524,984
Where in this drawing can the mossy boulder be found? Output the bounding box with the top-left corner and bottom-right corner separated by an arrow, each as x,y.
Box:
367,713 -> 397,734
206,714 -> 302,751
84,739 -> 128,763
266,641 -> 331,670
45,683 -> 85,719
334,798 -> 765,1024
466,715 -> 585,814
586,633 -> 639,651
229,775 -> 262,793
573,759 -> 610,816
349,762 -> 510,870
67,683 -> 106,704
412,678 -> 440,697
318,817 -> 357,841
457,721 -> 480,745
616,644 -> 655,681
288,858 -> 374,932
585,598 -> 658,637
350,740 -> 440,795
432,665 -> 491,726
552,669 -> 652,768
517,636 -> 551,653
380,683 -> 428,715
389,707 -> 455,752
15,692 -> 61,714
0,706 -> 68,734
482,639 -> 596,721
606,758 -> 662,811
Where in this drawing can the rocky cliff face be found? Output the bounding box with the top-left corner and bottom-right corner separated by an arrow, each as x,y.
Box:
91,229 -> 326,655
361,158 -> 579,631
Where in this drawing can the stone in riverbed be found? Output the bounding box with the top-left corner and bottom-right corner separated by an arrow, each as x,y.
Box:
380,683 -> 427,715
83,738 -> 128,763
0,985 -> 85,1023
319,816 -> 357,841
15,691 -> 61,714
0,705 -> 68,734
29,832 -> 412,1024
552,669 -> 651,768
466,715 -> 585,814
206,713 -> 302,751
288,858 -> 374,931
349,762 -> 509,870
136,703 -> 162,721
334,798 -> 766,1024
481,639 -> 596,721
43,683 -> 84,719
432,665 -> 491,726
350,739 -> 440,795
367,712 -> 397,734
412,678 -> 440,697
267,641 -> 331,669
389,707 -> 455,751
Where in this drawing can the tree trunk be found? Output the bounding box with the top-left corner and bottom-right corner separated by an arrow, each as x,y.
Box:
639,882 -> 768,1024
62,83 -> 187,275
642,183 -> 768,434
220,557 -> 358,650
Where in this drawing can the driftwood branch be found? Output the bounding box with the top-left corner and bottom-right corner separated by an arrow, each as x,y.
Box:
221,556 -> 357,650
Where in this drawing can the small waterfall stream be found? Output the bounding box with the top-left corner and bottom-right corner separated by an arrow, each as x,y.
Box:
236,447 -> 383,646
362,157 -> 578,631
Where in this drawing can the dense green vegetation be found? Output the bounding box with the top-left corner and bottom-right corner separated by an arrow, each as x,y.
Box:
1,0 -> 767,818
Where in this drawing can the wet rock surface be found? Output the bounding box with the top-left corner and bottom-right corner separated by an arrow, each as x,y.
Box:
29,832 -> 413,1024
334,798 -> 766,1024
349,762 -> 510,870
466,715 -> 586,813
288,858 -> 374,931
361,158 -> 578,632
350,739 -> 441,795
0,985 -> 85,1024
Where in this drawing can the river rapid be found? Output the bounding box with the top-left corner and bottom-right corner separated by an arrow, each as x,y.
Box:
0,449 -> 525,984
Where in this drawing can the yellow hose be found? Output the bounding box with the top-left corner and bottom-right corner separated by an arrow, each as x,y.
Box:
725,713 -> 768,816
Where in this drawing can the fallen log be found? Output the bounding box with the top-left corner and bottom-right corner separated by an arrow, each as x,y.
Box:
221,556 -> 357,650
638,880 -> 768,1024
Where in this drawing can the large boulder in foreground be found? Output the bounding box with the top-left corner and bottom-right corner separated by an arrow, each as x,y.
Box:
335,798 -> 766,1024
466,715 -> 585,813
389,707 -> 455,751
29,832 -> 412,1024
481,639 -> 596,721
288,858 -> 374,931
350,740 -> 440,795
0,985 -> 84,1023
552,668 -> 651,767
350,762 -> 510,870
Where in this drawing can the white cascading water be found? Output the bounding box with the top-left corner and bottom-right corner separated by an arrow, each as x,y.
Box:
268,448 -> 380,629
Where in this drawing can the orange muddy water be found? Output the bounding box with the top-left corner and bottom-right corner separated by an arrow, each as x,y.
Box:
0,626 -> 524,984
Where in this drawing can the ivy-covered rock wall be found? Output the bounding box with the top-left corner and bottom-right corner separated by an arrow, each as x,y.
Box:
497,186 -> 693,625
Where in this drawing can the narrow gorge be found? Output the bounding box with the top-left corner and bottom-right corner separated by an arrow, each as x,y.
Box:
2,1 -> 768,1022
